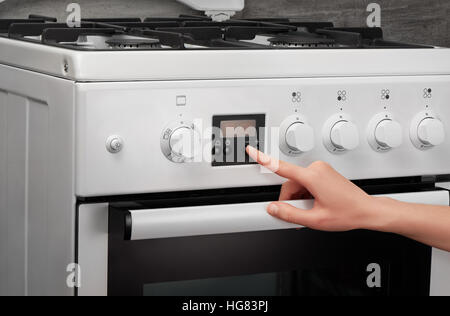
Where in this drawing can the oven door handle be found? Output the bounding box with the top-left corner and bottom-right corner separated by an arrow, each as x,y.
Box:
117,190 -> 449,241
122,200 -> 312,241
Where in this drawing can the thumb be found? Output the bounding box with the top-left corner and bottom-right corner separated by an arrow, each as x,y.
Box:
267,202 -> 316,227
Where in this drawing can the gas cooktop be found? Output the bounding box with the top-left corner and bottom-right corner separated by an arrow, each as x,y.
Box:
0,14 -> 433,51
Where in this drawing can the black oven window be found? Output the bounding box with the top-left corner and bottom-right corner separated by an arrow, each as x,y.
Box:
142,265 -> 388,297
143,273 -> 279,296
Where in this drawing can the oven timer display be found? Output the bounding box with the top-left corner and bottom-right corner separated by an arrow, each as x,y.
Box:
220,119 -> 257,138
212,114 -> 265,167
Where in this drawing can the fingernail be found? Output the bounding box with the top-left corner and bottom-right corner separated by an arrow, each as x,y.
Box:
267,203 -> 279,215
258,150 -> 271,164
247,145 -> 257,156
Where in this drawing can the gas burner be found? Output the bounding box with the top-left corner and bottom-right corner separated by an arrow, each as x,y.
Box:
268,35 -> 335,48
106,38 -> 161,49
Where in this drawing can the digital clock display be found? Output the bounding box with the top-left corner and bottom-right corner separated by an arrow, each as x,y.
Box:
212,114 -> 265,167
220,120 -> 257,138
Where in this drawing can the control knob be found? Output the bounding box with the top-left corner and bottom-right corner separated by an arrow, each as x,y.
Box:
285,122 -> 315,153
410,111 -> 445,150
330,121 -> 360,151
279,115 -> 315,156
417,118 -> 445,147
161,122 -> 201,163
374,119 -> 403,149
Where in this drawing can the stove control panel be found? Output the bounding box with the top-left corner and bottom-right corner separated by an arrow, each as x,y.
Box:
76,76 -> 450,196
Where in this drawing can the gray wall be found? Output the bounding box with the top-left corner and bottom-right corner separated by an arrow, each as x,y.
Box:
0,0 -> 449,47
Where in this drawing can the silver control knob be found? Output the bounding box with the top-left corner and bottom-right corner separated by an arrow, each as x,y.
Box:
330,121 -> 360,151
106,135 -> 124,154
375,120 -> 403,149
417,118 -> 445,147
285,122 -> 315,153
161,122 -> 201,163
169,127 -> 197,160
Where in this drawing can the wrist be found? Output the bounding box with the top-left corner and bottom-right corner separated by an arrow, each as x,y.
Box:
362,196 -> 405,233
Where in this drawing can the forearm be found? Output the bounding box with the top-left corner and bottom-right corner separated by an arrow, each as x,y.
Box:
365,197 -> 450,252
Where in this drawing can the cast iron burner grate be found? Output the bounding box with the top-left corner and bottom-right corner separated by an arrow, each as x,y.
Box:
0,14 -> 434,51
268,33 -> 336,48
105,38 -> 161,49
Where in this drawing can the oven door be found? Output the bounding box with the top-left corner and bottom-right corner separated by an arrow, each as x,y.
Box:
107,189 -> 449,296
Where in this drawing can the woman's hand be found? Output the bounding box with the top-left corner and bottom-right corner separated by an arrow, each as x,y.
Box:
246,145 -> 388,232
246,145 -> 450,251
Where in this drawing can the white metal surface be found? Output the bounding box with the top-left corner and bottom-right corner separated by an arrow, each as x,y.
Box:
0,64 -> 76,296
77,204 -> 108,297
431,248 -> 450,296
437,182 -> 450,190
75,76 -> 450,197
1,36 -> 450,81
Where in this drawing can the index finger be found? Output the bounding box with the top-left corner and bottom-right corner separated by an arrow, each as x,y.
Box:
246,145 -> 313,186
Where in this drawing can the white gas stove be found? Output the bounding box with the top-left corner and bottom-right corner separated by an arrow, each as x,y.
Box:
0,2 -> 450,297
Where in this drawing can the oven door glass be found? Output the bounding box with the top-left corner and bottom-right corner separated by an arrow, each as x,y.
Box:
107,189 -> 448,296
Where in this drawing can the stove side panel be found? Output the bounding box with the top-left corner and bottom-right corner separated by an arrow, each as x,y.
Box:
0,89 -> 8,295
0,64 -> 76,296
0,92 -> 29,295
